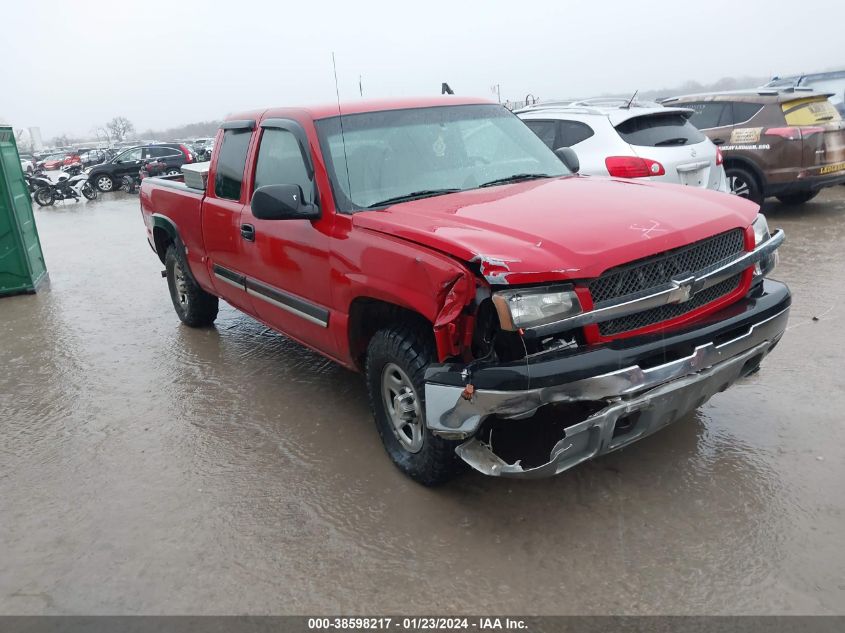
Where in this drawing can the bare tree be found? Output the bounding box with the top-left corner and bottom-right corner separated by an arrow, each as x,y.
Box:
13,128 -> 32,153
106,116 -> 135,142
50,134 -> 71,148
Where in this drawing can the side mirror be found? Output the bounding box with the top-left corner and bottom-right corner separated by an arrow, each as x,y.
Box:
251,184 -> 319,220
554,147 -> 580,174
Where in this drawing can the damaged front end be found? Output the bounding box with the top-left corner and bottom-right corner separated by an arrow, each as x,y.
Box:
424,279 -> 791,478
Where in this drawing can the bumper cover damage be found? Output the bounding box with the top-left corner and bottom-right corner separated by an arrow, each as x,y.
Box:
424,280 -> 791,478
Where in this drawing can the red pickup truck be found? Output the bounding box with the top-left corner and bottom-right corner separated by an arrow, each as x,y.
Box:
140,96 -> 789,485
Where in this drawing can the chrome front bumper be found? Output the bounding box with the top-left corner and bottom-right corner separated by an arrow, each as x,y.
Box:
425,300 -> 790,478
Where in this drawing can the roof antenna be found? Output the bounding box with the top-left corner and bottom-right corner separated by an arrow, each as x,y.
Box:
332,52 -> 352,202
624,89 -> 639,109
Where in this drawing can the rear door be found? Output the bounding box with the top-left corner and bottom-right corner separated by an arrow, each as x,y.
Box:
613,111 -> 722,189
202,123 -> 257,314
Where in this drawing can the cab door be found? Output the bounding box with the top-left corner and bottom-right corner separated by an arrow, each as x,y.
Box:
238,118 -> 335,355
202,122 -> 257,314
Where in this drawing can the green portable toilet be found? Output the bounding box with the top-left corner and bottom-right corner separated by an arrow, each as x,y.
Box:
0,126 -> 47,296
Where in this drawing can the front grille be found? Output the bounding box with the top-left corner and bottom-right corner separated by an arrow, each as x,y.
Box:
588,229 -> 746,336
597,274 -> 743,336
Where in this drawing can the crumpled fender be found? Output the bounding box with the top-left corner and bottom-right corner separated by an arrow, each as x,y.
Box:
333,228 -> 479,362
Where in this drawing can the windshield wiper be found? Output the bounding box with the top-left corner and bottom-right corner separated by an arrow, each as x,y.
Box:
654,137 -> 689,146
367,188 -> 461,208
478,173 -> 552,188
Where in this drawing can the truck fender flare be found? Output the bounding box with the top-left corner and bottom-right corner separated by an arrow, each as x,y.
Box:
151,214 -> 181,263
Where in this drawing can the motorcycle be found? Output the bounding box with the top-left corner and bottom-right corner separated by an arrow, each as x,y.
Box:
32,170 -> 97,206
121,158 -> 168,194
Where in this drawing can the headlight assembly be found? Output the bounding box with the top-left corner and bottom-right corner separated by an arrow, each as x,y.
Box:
752,213 -> 770,246
492,286 -> 582,331
752,213 -> 777,276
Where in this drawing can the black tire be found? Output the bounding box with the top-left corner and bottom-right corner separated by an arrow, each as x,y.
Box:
81,182 -> 97,200
776,190 -> 820,205
94,174 -> 114,192
164,245 -> 219,327
34,187 -> 55,207
726,166 -> 763,205
365,325 -> 465,486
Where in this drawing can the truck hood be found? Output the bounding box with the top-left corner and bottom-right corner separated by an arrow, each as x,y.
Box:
352,175 -> 758,284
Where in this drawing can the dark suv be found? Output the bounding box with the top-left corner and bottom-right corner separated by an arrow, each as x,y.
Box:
88,143 -> 195,192
662,89 -> 845,205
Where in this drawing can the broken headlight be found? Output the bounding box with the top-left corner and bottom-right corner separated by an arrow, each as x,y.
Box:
752,213 -> 777,276
492,285 -> 582,331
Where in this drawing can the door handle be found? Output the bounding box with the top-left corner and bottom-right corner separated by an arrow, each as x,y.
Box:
240,223 -> 255,241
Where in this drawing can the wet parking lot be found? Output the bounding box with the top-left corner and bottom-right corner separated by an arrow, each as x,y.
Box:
1,187 -> 844,615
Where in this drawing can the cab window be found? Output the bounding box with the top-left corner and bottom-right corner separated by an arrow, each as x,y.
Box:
214,129 -> 252,200
253,128 -> 313,202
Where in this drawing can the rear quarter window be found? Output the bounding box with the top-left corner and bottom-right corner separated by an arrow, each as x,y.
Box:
615,113 -> 706,147
558,120 -> 594,147
731,102 -> 763,124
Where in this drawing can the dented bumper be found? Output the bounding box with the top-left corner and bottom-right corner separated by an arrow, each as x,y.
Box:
424,279 -> 791,478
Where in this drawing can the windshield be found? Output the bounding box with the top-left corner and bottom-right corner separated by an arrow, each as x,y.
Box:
315,104 -> 568,212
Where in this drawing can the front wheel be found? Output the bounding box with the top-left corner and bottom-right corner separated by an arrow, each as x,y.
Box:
726,166 -> 763,206
776,190 -> 820,205
81,182 -> 97,200
94,174 -> 114,192
365,325 -> 465,486
165,245 -> 219,327
34,187 -> 55,207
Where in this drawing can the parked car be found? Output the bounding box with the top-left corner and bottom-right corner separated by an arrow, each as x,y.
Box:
517,99 -> 727,192
191,137 -> 215,161
20,157 -> 34,173
764,70 -> 845,116
88,143 -> 195,191
662,88 -> 845,205
39,152 -> 82,171
139,97 -> 788,485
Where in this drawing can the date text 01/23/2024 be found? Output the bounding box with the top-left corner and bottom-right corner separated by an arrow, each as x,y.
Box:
307,617 -> 528,630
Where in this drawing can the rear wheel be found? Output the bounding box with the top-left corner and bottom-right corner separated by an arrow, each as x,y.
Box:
165,168 -> 180,176
165,245 -> 219,327
34,187 -> 55,207
726,166 -> 763,205
365,325 -> 465,486
776,190 -> 820,205
94,174 -> 114,192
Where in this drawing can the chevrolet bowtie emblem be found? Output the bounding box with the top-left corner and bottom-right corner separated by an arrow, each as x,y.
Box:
669,274 -> 703,304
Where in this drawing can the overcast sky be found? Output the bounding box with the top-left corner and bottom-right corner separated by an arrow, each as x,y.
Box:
2,0 -> 843,140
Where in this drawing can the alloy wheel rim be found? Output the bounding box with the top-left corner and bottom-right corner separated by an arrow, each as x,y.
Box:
729,176 -> 750,198
98,176 -> 112,191
174,260 -> 189,309
381,363 -> 424,453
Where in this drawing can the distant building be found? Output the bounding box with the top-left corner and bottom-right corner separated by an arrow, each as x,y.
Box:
28,127 -> 43,150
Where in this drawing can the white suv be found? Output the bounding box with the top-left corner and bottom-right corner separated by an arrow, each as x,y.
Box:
517,99 -> 728,192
